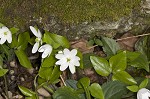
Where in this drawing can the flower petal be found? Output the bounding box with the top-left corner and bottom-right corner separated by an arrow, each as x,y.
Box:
0,37 -> 6,44
74,56 -> 80,60
32,42 -> 39,53
137,88 -> 150,99
56,58 -> 66,65
37,30 -> 42,38
38,45 -> 45,52
63,48 -> 70,55
70,49 -> 77,56
41,51 -> 49,58
60,63 -> 68,71
55,60 -> 63,65
6,33 -> 12,43
55,54 -> 64,59
30,26 -> 41,38
42,49 -> 52,58
69,64 -> 75,74
73,60 -> 80,66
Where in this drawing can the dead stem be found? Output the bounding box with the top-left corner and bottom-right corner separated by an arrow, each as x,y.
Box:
3,75 -> 9,99
60,75 -> 66,86
116,33 -> 150,41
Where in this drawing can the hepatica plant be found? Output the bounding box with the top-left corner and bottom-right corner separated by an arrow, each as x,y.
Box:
0,23 -> 149,99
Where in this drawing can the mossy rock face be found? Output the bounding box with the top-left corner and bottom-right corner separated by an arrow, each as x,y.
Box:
0,0 -> 150,39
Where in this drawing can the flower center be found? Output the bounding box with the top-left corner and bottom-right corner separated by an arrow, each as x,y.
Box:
4,32 -> 8,36
35,37 -> 40,42
67,58 -> 71,62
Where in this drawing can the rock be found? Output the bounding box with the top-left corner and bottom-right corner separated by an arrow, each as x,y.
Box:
0,94 -> 3,99
8,91 -> 12,99
10,61 -> 17,68
37,87 -> 51,97
0,0 -> 150,40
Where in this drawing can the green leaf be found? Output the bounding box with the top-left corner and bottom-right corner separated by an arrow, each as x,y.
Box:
109,51 -> 127,72
83,53 -> 94,68
89,83 -> 104,99
0,44 -> 14,60
15,50 -> 32,68
126,51 -> 140,62
0,44 -> 10,57
112,71 -> 137,85
17,32 -> 30,50
77,77 -> 90,88
139,78 -> 149,89
88,39 -> 94,46
90,56 -> 111,76
41,53 -> 56,67
10,27 -> 19,34
25,96 -> 37,99
28,37 -> 35,45
0,69 -> 8,77
0,23 -> 4,27
101,36 -> 120,56
0,55 -> 3,68
129,54 -> 149,72
43,31 -> 70,49
37,77 -> 47,85
94,39 -> 103,46
102,81 -> 127,99
126,85 -> 139,92
18,86 -> 35,97
49,66 -> 61,83
135,36 -> 150,62
135,36 -> 148,56
53,86 -> 81,99
10,35 -> 18,48
65,79 -> 78,89
77,50 -> 83,69
77,77 -> 91,99
39,67 -> 53,80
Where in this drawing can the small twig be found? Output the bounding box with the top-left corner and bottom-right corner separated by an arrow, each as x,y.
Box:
3,75 -> 9,99
2,92 -> 7,99
87,45 -> 98,50
60,75 -> 66,86
116,33 -> 150,41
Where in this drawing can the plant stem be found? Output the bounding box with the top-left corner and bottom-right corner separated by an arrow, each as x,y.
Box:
3,75 -> 9,99
116,33 -> 150,41
60,75 -> 66,86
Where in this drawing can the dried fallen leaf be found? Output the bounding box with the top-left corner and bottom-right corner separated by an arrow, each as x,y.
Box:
71,39 -> 94,54
117,33 -> 138,51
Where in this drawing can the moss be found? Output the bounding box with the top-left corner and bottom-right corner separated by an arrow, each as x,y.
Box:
40,0 -> 141,23
0,0 -> 141,27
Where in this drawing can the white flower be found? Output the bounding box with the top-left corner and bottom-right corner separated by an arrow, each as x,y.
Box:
0,26 -> 12,44
38,44 -> 52,58
55,48 -> 80,74
30,26 -> 42,53
137,88 -> 150,99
